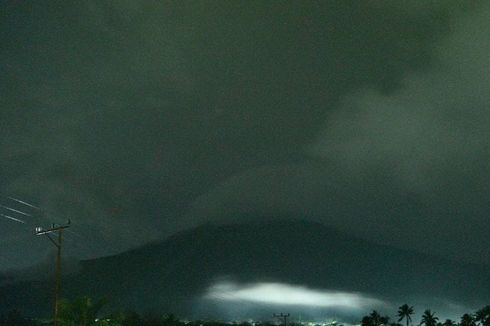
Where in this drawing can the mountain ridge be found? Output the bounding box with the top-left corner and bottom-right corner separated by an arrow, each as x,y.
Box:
1,218 -> 488,318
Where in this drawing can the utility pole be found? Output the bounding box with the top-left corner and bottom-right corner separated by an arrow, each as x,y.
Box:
274,313 -> 290,326
36,221 -> 71,326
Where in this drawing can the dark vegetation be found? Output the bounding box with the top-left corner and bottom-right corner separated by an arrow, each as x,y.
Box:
360,305 -> 490,326
1,299 -> 489,326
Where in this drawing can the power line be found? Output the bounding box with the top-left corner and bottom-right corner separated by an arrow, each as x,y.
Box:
1,196 -> 85,304
7,196 -> 41,210
36,220 -> 71,326
1,195 -> 47,223
0,204 -> 31,217
0,213 -> 25,224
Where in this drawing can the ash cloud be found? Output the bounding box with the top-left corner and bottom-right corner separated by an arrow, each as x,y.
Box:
0,1 -> 484,270
307,2 -> 490,264
205,281 -> 387,310
185,3 -> 490,265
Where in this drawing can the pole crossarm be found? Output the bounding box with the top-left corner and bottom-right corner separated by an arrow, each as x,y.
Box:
35,222 -> 70,236
35,220 -> 70,326
274,313 -> 290,326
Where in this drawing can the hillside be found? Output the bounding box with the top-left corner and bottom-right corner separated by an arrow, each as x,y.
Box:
1,219 -> 488,318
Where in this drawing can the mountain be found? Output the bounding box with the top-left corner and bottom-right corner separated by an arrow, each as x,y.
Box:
1,219 -> 488,319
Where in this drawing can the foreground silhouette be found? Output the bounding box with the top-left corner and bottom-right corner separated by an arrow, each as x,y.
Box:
361,305 -> 490,326
2,298 -> 489,326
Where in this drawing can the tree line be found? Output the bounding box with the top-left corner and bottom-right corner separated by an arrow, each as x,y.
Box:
361,304 -> 490,326
1,298 -> 489,326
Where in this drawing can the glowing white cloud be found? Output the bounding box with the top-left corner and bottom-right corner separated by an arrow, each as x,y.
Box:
205,281 -> 386,310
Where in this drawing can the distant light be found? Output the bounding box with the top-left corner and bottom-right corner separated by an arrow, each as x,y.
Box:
205,281 -> 386,310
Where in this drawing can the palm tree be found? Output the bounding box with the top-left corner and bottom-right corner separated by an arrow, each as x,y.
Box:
460,314 -> 476,326
420,310 -> 439,326
442,319 -> 456,326
398,304 -> 415,326
476,306 -> 490,326
361,311 -> 383,326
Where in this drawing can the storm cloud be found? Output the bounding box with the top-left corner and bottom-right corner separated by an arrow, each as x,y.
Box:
1,0 -> 487,271
309,2 -> 490,263
185,2 -> 490,265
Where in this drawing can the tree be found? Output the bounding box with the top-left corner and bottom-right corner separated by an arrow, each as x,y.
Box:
362,315 -> 374,326
476,306 -> 490,326
398,304 -> 415,326
361,311 -> 386,326
442,319 -> 456,326
460,314 -> 476,326
380,316 -> 391,326
162,314 -> 184,326
58,296 -> 117,326
371,311 -> 382,326
420,310 -> 439,326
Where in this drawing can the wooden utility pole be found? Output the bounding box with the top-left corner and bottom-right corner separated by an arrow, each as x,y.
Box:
274,313 -> 290,326
36,221 -> 70,326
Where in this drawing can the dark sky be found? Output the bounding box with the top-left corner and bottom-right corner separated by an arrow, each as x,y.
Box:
1,1 -> 489,272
